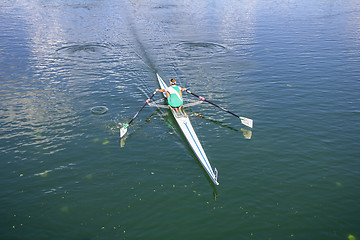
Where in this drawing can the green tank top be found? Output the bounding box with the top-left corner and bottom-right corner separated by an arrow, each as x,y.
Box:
167,86 -> 183,108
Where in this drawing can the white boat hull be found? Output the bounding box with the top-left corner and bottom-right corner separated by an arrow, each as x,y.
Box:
156,73 -> 219,185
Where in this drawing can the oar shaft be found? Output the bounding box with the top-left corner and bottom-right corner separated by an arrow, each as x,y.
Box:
120,90 -> 157,138
186,89 -> 253,128
207,99 -> 240,118
120,90 -> 158,138
186,90 -> 239,117
127,90 -> 157,126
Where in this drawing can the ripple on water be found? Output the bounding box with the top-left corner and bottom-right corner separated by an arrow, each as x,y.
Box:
175,42 -> 227,59
90,106 -> 109,115
56,43 -> 113,60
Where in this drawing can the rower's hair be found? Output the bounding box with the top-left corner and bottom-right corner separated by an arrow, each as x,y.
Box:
170,78 -> 176,85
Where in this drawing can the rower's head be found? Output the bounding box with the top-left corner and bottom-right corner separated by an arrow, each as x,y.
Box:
170,78 -> 176,85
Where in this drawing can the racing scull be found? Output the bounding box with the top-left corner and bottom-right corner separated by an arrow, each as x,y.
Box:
156,73 -> 219,185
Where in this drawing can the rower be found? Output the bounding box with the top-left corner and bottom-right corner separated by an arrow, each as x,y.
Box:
156,78 -> 186,112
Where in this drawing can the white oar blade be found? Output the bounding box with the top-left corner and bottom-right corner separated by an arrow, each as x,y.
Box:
120,127 -> 127,138
240,117 -> 253,128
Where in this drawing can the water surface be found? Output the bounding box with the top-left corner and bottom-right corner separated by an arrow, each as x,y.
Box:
1,0 -> 359,239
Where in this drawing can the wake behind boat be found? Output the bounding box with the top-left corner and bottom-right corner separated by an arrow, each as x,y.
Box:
156,73 -> 219,185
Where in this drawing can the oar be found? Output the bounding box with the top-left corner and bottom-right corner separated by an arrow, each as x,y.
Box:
120,90 -> 157,138
186,90 -> 253,128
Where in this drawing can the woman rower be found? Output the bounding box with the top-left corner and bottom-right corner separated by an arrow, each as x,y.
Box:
156,78 -> 186,112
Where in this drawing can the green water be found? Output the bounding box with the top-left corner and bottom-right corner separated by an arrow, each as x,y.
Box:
1,0 -> 359,239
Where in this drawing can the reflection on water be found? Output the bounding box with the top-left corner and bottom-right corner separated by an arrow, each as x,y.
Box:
0,85 -> 80,157
120,134 -> 128,148
240,128 -> 252,139
190,111 -> 252,139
